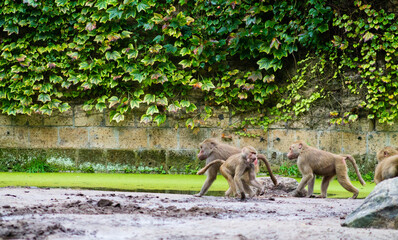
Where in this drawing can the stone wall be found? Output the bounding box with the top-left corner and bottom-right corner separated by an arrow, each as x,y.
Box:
0,105 -> 397,174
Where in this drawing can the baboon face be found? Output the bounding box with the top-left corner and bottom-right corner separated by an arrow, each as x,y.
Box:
287,142 -> 302,160
242,147 -> 257,163
197,140 -> 215,160
376,146 -> 398,162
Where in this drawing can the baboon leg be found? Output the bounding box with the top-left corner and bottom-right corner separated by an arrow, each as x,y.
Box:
194,165 -> 218,197
318,175 -> 334,198
307,175 -> 316,197
336,158 -> 359,199
242,181 -> 255,198
292,165 -> 313,197
220,165 -> 236,197
233,165 -> 247,200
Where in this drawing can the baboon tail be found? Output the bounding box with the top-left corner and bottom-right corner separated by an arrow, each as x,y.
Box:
343,155 -> 366,186
196,160 -> 225,175
258,154 -> 278,186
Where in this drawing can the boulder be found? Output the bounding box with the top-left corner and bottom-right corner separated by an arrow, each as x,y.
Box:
342,177 -> 398,229
257,175 -> 307,197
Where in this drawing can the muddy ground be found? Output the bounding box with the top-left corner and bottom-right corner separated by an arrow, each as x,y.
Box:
0,186 -> 397,240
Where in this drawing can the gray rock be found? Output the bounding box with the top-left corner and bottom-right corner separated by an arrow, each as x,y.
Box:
342,177 -> 398,229
257,175 -> 307,197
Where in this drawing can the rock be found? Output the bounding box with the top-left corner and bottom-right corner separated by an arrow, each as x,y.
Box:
257,175 -> 307,197
97,199 -> 113,207
342,177 -> 398,229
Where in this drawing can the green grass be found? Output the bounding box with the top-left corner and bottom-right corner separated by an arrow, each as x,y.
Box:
0,172 -> 375,198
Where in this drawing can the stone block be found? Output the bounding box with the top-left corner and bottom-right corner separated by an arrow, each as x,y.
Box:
268,129 -> 296,154
58,127 -> 89,148
77,149 -> 107,171
74,105 -> 104,127
238,129 -> 268,152
13,114 -> 43,126
336,118 -> 375,132
375,120 -> 398,131
45,148 -> 78,170
166,150 -> 199,173
148,128 -> 178,149
118,128 -> 148,149
106,149 -> 136,172
0,126 -> 29,148
341,132 -> 367,155
318,131 -> 342,153
89,127 -> 118,149
294,130 -> 318,148
135,149 -> 166,170
29,127 -> 58,148
179,127 -> 210,150
0,114 -> 11,126
367,132 -> 389,155
43,110 -> 73,126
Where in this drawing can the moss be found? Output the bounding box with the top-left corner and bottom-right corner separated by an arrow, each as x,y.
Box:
135,149 -> 166,171
166,150 -> 199,174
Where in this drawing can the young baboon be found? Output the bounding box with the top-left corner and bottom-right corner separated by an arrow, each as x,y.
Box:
376,146 -> 398,162
375,146 -> 398,184
287,140 -> 366,199
195,138 -> 277,197
197,146 -> 264,200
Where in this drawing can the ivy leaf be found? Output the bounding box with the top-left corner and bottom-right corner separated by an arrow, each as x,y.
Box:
238,92 -> 248,99
247,71 -> 262,81
105,51 -> 121,61
143,94 -> 156,104
180,100 -> 190,108
201,81 -> 215,91
179,59 -> 192,68
95,102 -> 107,112
257,58 -> 273,70
95,0 -> 108,10
363,32 -> 374,42
112,113 -> 125,123
38,94 -> 51,103
108,96 -> 119,108
4,25 -> 19,35
130,98 -> 141,109
156,97 -> 168,106
167,102 -> 181,113
146,105 -> 159,115
140,114 -> 152,124
234,78 -> 245,87
186,103 -> 197,113
107,7 -> 123,20
185,118 -> 194,129
317,23 -> 329,33
154,114 -> 166,126
163,44 -> 177,54
57,103 -> 70,112
132,73 -> 145,83
137,2 -> 149,12
50,75 -> 63,84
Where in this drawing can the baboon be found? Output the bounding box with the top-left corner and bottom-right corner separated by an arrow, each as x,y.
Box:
287,140 -> 366,199
197,146 -> 264,199
375,146 -> 398,184
195,138 -> 277,197
376,146 -> 398,162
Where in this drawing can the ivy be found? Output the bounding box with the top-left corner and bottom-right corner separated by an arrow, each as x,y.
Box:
3,0 -> 394,131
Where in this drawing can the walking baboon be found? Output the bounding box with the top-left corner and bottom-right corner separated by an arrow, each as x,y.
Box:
375,146 -> 398,184
195,138 -> 277,197
287,140 -> 366,199
197,146 -> 264,199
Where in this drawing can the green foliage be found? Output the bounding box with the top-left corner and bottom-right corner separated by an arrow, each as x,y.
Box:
0,0 -> 332,130
328,0 -> 398,125
278,163 -> 301,178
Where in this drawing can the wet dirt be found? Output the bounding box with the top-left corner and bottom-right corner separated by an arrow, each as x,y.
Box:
0,186 -> 397,239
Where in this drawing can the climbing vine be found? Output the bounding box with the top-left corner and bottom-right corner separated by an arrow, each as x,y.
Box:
0,0 -> 396,130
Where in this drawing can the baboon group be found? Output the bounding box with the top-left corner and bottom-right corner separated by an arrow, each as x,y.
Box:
195,138 -> 398,200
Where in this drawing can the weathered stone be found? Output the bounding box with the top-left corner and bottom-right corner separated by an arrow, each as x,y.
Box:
257,176 -> 307,197
342,178 -> 398,229
166,150 -> 198,173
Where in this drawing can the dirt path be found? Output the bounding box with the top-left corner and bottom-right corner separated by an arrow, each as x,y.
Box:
0,187 -> 397,239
